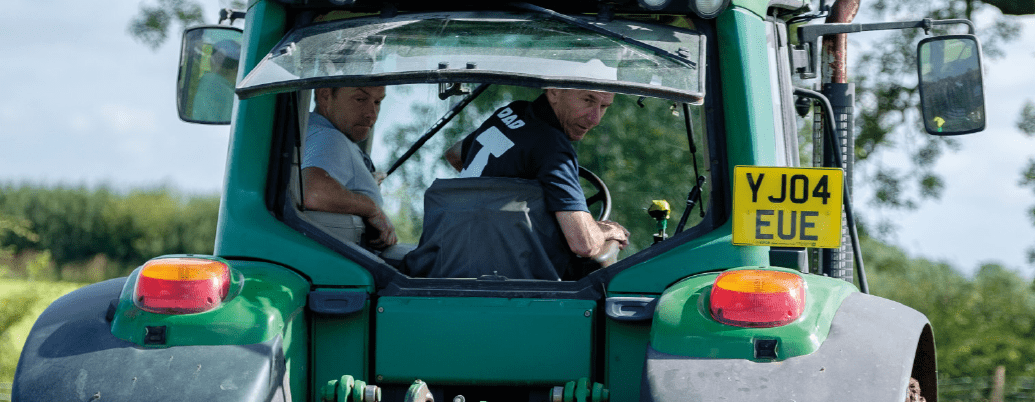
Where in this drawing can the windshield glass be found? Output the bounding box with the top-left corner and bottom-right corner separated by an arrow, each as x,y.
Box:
294,83 -> 713,262
239,12 -> 705,103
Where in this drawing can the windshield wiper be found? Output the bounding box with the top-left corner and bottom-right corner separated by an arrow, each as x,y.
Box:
385,83 -> 491,176
510,2 -> 697,69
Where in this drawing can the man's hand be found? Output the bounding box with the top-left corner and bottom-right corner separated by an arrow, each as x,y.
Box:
556,211 -> 630,258
597,220 -> 630,248
303,167 -> 397,248
366,209 -> 398,249
372,171 -> 387,186
445,140 -> 464,172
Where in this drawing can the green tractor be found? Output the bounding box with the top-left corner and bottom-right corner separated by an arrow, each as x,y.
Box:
13,0 -> 986,400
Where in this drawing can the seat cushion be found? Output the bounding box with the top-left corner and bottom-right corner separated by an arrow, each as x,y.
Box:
402,177 -> 572,280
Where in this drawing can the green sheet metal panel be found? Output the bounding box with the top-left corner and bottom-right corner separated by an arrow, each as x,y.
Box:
110,259 -> 309,347
728,0 -> 768,19
216,0 -> 373,289
717,7 -> 778,172
610,9 -> 779,296
604,311 -> 653,402
608,221 -> 768,294
311,291 -> 370,394
374,297 -> 595,385
650,268 -> 856,361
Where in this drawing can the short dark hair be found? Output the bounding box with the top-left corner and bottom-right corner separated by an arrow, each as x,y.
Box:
212,40 -> 241,71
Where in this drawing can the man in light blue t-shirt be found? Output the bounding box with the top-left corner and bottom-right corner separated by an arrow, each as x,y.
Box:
302,86 -> 396,248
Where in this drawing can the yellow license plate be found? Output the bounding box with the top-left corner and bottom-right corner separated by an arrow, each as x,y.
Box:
732,166 -> 844,248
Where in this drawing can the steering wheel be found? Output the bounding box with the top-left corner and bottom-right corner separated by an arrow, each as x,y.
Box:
579,166 -> 611,221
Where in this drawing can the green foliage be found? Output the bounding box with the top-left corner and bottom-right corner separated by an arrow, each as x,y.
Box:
979,0 -> 1035,15
0,280 -> 84,384
578,96 -> 710,254
1021,157 -> 1035,264
23,251 -> 55,282
0,214 -> 37,278
0,288 -> 40,382
0,184 -> 219,279
128,0 -> 206,51
1018,100 -> 1035,136
1019,101 -> 1035,264
855,0 -> 1022,217
127,0 -> 247,51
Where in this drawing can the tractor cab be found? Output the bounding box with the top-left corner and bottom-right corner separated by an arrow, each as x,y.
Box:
238,9 -> 719,282
228,9 -> 720,399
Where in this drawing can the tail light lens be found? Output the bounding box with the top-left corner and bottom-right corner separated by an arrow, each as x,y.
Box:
134,257 -> 230,314
710,270 -> 805,328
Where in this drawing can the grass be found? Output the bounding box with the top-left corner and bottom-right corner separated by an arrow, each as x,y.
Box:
0,279 -> 87,384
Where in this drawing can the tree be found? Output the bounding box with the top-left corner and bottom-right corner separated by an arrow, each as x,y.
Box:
865,237 -> 1035,379
1019,100 -> 1035,263
979,0 -> 1035,15
128,0 -> 206,50
127,0 -> 244,50
851,0 -> 1034,262
0,184 -> 219,278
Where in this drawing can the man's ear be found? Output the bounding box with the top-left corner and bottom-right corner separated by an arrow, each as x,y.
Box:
314,88 -> 332,105
544,88 -> 561,105
544,88 -> 557,100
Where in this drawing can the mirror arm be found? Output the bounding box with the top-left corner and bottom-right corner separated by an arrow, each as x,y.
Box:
793,18 -> 976,79
219,9 -> 247,25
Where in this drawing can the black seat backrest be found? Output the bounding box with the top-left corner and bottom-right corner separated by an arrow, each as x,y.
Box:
402,177 -> 572,280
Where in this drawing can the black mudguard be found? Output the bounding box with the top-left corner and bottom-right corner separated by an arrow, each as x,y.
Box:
13,278 -> 291,402
642,292 -> 936,402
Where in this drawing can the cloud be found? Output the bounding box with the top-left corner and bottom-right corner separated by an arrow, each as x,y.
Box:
68,112 -> 94,134
99,103 -> 158,134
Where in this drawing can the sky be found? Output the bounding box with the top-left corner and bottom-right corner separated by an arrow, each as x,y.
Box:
0,0 -> 1032,275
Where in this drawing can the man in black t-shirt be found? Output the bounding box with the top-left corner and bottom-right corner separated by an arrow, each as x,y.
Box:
445,88 -> 630,262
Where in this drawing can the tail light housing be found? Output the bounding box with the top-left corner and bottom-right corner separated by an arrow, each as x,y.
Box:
710,269 -> 805,328
134,257 -> 230,314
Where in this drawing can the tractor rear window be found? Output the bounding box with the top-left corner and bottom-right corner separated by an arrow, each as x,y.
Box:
239,11 -> 705,104
286,83 -> 712,278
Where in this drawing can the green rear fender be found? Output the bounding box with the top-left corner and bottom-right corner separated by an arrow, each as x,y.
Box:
641,288 -> 935,402
650,267 -> 856,361
111,256 -> 310,347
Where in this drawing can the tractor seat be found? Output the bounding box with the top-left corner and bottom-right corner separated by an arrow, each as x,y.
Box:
402,177 -> 573,280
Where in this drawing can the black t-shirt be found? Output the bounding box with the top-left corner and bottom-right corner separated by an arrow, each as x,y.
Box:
459,95 -> 589,213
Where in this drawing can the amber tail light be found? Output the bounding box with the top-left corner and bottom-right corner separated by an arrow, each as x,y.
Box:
710,270 -> 805,328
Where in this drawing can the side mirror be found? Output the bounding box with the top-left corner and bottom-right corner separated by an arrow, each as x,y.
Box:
917,35 -> 985,135
177,26 -> 243,125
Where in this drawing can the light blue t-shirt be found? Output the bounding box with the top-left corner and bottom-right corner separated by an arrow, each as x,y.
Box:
302,112 -> 383,207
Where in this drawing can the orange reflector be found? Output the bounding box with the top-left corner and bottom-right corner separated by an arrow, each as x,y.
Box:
710,270 -> 805,328
135,257 -> 230,314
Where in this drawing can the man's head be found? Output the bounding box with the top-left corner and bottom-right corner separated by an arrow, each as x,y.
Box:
210,40 -> 241,73
315,86 -> 387,142
544,88 -> 615,141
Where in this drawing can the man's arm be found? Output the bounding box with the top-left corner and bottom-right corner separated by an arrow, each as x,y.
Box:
445,140 -> 464,172
302,167 -> 397,248
555,210 -> 629,258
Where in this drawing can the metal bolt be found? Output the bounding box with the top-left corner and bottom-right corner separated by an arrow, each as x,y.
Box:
551,386 -> 565,402
453,395 -> 466,402
365,385 -> 381,402
377,307 -> 384,313
584,310 -> 592,317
